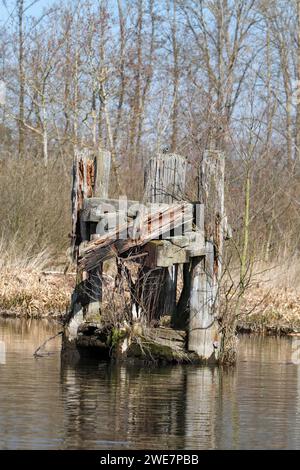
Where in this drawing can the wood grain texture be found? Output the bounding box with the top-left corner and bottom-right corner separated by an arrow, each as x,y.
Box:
188,151 -> 225,361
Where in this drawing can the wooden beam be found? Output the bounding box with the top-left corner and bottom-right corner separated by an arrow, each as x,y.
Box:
81,197 -> 139,222
79,202 -> 193,271
84,149 -> 112,322
143,233 -> 206,268
66,147 -> 111,342
71,148 -> 95,258
141,152 -> 188,321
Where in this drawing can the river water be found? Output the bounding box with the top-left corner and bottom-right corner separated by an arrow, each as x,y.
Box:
0,318 -> 300,449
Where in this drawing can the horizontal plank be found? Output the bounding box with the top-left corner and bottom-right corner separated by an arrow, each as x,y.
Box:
151,327 -> 186,342
144,327 -> 187,352
81,199 -> 199,231
83,197 -> 139,209
81,197 -> 139,221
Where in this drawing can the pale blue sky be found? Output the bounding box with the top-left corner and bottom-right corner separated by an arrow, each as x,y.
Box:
0,0 -> 63,25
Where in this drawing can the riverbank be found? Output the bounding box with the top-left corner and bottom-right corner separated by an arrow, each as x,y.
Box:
0,268 -> 74,319
1,267 -> 300,335
237,285 -> 300,335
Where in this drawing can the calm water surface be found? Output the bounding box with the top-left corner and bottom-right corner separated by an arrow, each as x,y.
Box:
0,318 -> 300,449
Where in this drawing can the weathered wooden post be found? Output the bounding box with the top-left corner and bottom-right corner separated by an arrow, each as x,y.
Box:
85,148 -> 111,321
143,152 -> 187,320
71,148 -> 92,258
63,144 -> 228,364
144,152 -> 187,204
188,150 -> 225,362
66,147 -> 111,343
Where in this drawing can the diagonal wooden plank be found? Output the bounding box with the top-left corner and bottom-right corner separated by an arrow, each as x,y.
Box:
79,202 -> 193,271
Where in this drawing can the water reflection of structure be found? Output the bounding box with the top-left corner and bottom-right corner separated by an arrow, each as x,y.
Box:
60,336 -> 300,449
1,319 -> 299,450
60,357 -> 222,450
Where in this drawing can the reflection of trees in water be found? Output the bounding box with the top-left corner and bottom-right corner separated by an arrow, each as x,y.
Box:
0,319 -> 63,449
215,336 -> 299,449
0,318 -> 61,353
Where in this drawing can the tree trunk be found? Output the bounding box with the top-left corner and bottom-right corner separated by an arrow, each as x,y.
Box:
296,0 -> 300,162
18,0 -> 25,159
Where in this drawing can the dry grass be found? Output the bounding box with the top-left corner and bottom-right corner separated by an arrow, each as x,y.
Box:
0,267 -> 74,318
0,158 -> 71,259
239,286 -> 300,333
0,244 -> 75,318
1,240 -> 300,333
0,237 -> 52,271
236,259 -> 300,333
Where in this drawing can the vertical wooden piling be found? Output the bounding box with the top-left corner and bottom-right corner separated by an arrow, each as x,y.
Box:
144,152 -> 187,204
67,147 -> 111,340
143,153 -> 187,320
188,150 -> 225,361
71,148 -> 94,260
85,148 -> 111,321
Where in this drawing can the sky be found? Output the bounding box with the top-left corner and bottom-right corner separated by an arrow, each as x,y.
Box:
0,0 -> 64,26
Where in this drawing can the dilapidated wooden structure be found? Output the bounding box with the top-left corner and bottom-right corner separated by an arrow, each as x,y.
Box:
63,146 -> 229,364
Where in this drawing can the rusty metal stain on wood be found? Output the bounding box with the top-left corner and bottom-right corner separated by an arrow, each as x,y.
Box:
71,148 -> 112,260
